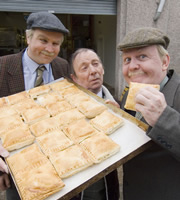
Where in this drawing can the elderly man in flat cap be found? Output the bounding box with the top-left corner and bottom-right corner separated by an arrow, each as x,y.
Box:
118,27 -> 180,200
0,11 -> 69,200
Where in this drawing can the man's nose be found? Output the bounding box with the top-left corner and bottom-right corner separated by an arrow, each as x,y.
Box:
45,43 -> 54,52
128,58 -> 140,70
89,65 -> 97,74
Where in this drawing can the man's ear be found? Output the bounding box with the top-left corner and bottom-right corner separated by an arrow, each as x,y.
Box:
162,54 -> 170,71
71,74 -> 77,83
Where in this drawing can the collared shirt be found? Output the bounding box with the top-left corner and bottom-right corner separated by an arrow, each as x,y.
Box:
22,48 -> 54,90
97,87 -> 103,98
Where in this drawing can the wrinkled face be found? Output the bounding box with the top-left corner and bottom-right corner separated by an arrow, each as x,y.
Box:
26,29 -> 63,64
71,50 -> 104,94
122,45 -> 170,84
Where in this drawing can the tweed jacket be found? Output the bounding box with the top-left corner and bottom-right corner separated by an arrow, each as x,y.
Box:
0,49 -> 70,98
120,70 -> 180,200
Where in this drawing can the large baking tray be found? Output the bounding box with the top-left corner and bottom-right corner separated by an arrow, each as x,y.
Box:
6,79 -> 152,200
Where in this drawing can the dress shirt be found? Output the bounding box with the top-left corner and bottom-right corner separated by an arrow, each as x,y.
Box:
22,48 -> 54,90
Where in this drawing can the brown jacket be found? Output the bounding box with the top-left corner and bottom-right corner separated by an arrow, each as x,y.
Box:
0,49 -> 70,97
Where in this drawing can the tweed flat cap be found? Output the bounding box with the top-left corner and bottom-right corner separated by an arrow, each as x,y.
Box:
118,27 -> 170,51
27,11 -> 69,34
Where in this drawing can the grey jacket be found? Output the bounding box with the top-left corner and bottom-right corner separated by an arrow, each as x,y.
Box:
120,70 -> 180,200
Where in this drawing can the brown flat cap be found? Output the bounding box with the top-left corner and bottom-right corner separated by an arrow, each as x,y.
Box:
118,27 -> 170,51
27,11 -> 69,34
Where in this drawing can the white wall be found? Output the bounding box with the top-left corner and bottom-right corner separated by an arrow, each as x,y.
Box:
93,15 -> 117,88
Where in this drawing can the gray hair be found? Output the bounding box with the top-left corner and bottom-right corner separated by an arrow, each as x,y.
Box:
156,44 -> 169,61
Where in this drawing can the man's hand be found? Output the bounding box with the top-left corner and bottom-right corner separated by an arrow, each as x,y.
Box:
0,144 -> 9,174
135,87 -> 167,127
0,173 -> 10,191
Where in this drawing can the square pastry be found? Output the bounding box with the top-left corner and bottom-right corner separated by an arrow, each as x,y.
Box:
30,115 -> 63,137
65,92 -> 91,107
37,92 -> 64,107
12,98 -> 39,114
80,132 -> 120,163
0,114 -> 24,134
63,118 -> 99,143
56,108 -> 85,126
124,82 -> 160,111
21,106 -> 50,125
36,129 -> 74,157
0,124 -> 35,151
6,144 -> 64,200
7,91 -> 29,105
45,100 -> 73,116
58,85 -> 82,98
50,78 -> 74,91
77,99 -> 107,118
28,85 -> 51,99
49,144 -> 93,178
90,110 -> 124,135
0,105 -> 17,118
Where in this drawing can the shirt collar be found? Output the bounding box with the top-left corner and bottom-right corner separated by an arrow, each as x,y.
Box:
160,75 -> 169,91
97,87 -> 103,98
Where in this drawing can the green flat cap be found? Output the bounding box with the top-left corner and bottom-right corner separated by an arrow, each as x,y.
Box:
118,27 -> 170,51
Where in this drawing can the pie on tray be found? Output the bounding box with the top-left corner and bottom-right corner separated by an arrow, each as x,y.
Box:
0,105 -> 17,118
21,106 -> 50,125
0,97 -> 8,107
37,92 -> 64,107
45,100 -> 73,116
80,132 -> 120,163
124,82 -> 160,111
90,110 -> 124,135
56,108 -> 85,126
29,115 -> 63,137
50,79 -> 74,91
49,144 -> 93,178
65,92 -> 91,107
28,85 -> 50,98
58,85 -> 82,98
0,124 -> 35,151
7,91 -> 30,105
63,118 -> 99,143
6,144 -> 65,200
36,129 -> 74,157
0,114 -> 24,134
77,99 -> 107,118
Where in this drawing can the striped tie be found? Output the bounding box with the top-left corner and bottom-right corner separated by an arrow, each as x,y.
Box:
35,66 -> 46,87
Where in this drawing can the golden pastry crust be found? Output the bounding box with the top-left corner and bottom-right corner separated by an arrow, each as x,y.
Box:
63,118 -> 99,143
0,124 -> 35,151
49,144 -> 93,178
30,115 -> 63,137
50,78 -> 74,91
0,97 -> 8,107
21,106 -> 50,125
0,114 -> 24,134
77,99 -> 107,118
65,92 -> 91,107
80,132 -> 120,163
7,91 -> 30,105
45,100 -> 73,116
90,110 -> 124,135
124,82 -> 160,111
37,92 -> 64,107
36,129 -> 74,157
56,108 -> 85,126
58,85 -> 82,98
28,85 -> 50,98
6,144 -> 64,200
0,105 -> 17,118
12,99 -> 39,114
